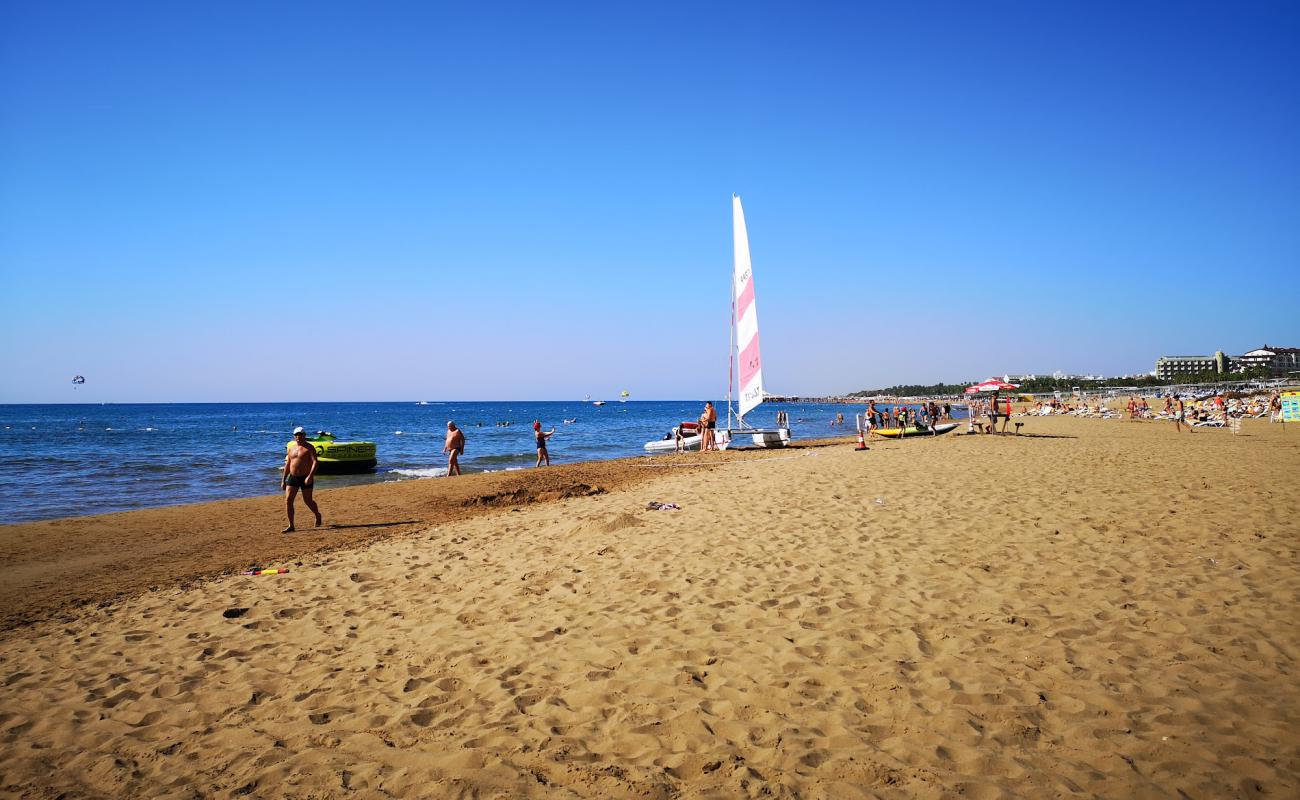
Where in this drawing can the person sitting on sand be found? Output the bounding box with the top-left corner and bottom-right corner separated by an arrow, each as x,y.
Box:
534,421 -> 556,466
281,426 -> 322,533
444,421 -> 465,475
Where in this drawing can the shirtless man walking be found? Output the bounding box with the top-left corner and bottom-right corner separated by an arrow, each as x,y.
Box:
1173,396 -> 1192,434
443,421 -> 465,476
281,426 -> 322,533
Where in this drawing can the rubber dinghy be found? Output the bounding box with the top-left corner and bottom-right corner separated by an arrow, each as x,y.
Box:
286,432 -> 377,473
874,423 -> 958,439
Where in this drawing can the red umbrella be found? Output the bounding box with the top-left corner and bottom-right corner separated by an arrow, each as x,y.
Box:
965,379 -> 1019,395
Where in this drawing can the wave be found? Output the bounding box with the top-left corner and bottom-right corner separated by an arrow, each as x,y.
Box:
387,467 -> 448,479
468,452 -> 536,465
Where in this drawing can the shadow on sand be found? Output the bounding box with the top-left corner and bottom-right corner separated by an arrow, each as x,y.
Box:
957,432 -> 1079,440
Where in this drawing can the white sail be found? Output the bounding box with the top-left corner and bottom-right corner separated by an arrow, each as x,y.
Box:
732,195 -> 764,419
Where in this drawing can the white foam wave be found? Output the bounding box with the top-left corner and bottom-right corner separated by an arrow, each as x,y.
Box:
388,467 -> 448,479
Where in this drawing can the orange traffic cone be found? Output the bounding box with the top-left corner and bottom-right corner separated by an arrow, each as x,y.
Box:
855,429 -> 868,451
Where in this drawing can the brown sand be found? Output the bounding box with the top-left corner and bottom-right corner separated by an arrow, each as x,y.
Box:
0,451 -> 808,633
1,417 -> 1297,798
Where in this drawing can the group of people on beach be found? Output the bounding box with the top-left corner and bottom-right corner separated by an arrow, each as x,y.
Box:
440,419 -> 556,474
280,419 -> 558,532
862,399 -> 952,432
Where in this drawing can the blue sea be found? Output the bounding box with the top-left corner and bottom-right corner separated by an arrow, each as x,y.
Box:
0,401 -> 964,523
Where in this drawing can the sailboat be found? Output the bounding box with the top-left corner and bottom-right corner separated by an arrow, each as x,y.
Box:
644,195 -> 790,452
620,390 -> 630,402
726,194 -> 790,447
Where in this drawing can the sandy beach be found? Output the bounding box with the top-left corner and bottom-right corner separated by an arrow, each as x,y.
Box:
1,415 -> 1297,798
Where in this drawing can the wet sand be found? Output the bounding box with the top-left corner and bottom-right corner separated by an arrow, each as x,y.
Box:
1,416 -> 1297,798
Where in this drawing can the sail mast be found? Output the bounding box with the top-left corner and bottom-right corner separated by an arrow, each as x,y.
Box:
728,253 -> 736,429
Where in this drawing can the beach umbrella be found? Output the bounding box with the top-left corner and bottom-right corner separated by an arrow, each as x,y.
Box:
965,379 -> 1018,395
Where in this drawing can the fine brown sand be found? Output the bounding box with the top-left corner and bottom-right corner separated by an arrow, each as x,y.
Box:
1,416 -> 1297,798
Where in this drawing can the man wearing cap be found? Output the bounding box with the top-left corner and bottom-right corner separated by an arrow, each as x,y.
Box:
282,427 -> 322,532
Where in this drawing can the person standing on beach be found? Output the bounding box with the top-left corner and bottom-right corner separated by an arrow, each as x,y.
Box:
700,402 -> 718,451
443,421 -> 465,475
281,426 -> 322,533
1173,396 -> 1191,434
533,421 -> 556,466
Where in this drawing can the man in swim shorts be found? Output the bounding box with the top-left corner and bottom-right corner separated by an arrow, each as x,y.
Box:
282,426 -> 322,533
702,401 -> 718,451
1173,396 -> 1191,434
444,421 -> 465,475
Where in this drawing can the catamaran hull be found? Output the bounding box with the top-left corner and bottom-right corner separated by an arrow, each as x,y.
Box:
644,430 -> 732,453
747,428 -> 791,448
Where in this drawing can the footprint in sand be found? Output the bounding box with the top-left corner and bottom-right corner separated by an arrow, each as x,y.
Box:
402,677 -> 428,693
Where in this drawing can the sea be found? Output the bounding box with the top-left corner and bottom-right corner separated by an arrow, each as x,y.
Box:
0,400 -> 966,524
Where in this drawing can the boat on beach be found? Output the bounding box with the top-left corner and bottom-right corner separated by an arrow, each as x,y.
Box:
645,421 -> 732,453
644,194 -> 791,452
287,431 -> 378,473
874,423 -> 958,439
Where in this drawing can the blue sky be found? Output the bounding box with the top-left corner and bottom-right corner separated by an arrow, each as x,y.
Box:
2,1 -> 1297,402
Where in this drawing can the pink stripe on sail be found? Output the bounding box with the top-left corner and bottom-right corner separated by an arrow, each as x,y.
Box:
735,275 -> 756,320
738,331 -> 761,388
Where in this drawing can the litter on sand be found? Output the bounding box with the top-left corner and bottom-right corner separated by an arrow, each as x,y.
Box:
241,568 -> 291,576
646,502 -> 681,511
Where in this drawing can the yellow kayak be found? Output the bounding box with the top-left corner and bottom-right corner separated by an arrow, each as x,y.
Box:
874,423 -> 958,439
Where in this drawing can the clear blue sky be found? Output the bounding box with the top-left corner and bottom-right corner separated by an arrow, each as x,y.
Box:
2,1 -> 1297,402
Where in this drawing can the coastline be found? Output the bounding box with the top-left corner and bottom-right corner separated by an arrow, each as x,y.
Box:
1,416 -> 1297,797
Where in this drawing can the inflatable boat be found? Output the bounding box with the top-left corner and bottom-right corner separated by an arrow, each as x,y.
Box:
287,431 -> 377,473
874,422 -> 958,439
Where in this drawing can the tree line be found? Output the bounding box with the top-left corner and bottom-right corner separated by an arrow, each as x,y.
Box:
852,368 -> 1275,397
